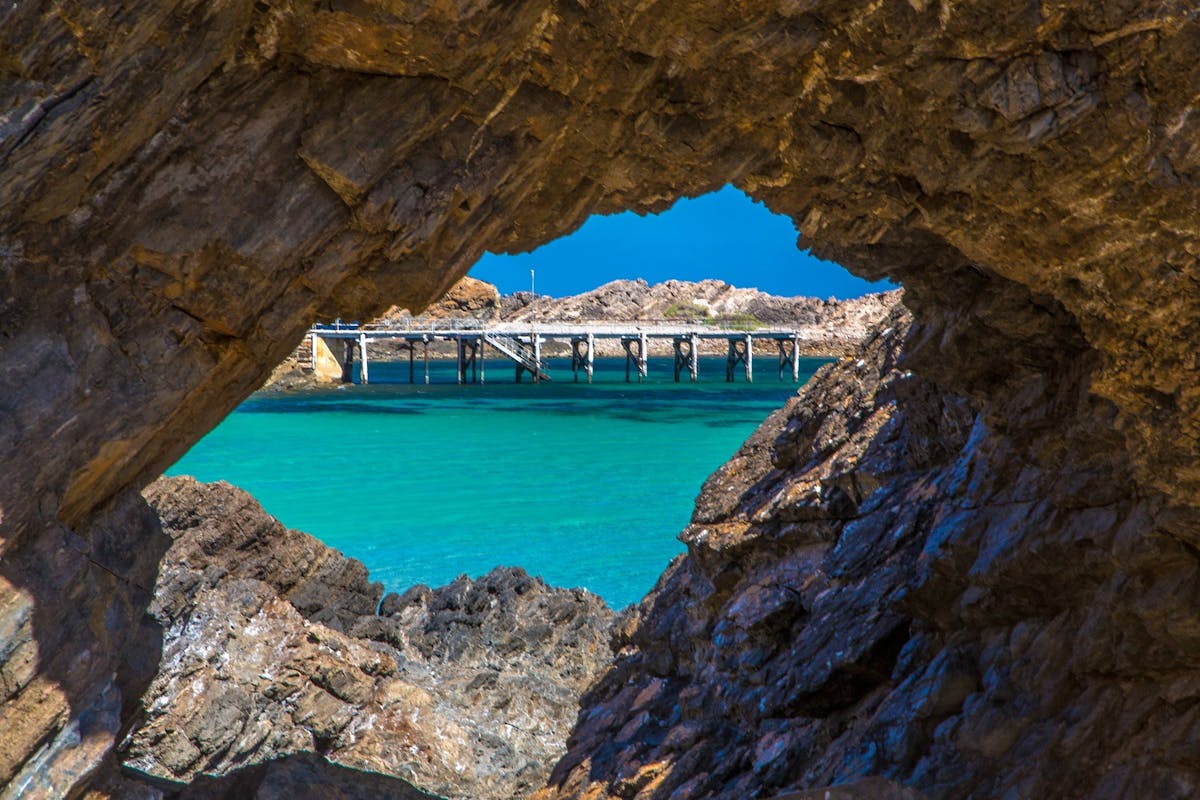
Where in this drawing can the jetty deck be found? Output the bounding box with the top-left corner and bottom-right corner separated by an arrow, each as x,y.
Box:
309,321 -> 813,384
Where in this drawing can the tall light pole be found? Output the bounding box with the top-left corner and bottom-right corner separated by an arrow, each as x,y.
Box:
530,268 -> 539,382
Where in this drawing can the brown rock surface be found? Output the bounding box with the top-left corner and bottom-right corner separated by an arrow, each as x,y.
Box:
2,1 -> 1200,796
504,278 -> 893,327
387,275 -> 503,322
537,302 -> 1200,798
121,477 -> 614,800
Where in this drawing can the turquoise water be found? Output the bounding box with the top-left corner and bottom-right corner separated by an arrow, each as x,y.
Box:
168,356 -> 827,608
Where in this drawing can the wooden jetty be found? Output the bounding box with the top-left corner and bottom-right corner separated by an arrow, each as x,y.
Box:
308,321 -> 810,385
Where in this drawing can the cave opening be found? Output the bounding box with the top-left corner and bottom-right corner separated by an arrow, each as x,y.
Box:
5,3 -> 1197,797
165,184 -> 897,610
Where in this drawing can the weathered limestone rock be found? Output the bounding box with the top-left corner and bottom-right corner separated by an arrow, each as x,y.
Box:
120,477 -> 613,800
1,1 -> 1199,795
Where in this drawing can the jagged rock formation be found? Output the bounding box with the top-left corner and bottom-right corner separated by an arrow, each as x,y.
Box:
120,477 -> 613,800
2,1 -> 1199,796
538,303 -> 1200,799
502,278 -> 893,329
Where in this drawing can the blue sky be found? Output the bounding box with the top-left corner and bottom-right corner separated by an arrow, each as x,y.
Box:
470,185 -> 894,299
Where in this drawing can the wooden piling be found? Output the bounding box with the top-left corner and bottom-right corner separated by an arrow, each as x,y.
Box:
359,333 -> 370,385
478,334 -> 485,384
342,339 -> 355,384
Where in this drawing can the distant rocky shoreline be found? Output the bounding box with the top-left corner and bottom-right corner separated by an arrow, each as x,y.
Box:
263,278 -> 900,391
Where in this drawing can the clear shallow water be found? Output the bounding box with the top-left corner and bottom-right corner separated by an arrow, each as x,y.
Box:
168,356 -> 828,608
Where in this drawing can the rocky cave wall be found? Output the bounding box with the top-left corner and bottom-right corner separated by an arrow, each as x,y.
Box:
1,1 -> 1198,796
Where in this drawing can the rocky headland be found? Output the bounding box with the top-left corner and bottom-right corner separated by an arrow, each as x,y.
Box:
113,477 -> 614,800
264,277 -> 899,389
3,2 -> 1200,798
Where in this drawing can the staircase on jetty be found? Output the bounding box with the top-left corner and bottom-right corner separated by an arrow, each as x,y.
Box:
482,331 -> 551,382
306,320 -> 808,386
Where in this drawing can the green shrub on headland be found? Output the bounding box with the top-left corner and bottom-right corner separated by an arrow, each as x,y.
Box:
664,301 -> 710,321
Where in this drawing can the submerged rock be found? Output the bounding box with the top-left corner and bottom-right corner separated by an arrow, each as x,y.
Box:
123,478 -> 614,800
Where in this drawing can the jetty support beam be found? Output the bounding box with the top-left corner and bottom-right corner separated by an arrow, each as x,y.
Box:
792,333 -> 800,381
358,333 -> 370,385
533,333 -> 542,384
691,333 -> 699,381
673,336 -> 697,383
776,335 -> 802,382
572,335 -> 595,383
725,337 -> 749,383
457,336 -> 479,384
622,336 -> 647,383
745,333 -> 753,383
342,339 -> 356,384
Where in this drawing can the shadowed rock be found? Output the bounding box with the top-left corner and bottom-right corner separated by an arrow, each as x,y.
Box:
92,752 -> 440,800
538,300 -> 1200,799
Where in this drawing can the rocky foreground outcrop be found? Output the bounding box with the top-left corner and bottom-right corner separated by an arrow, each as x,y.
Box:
3,1 -> 1200,796
537,300 -> 1200,799
117,477 -> 614,800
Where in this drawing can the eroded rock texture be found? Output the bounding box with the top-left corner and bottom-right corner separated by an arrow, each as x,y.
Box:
1,0 -> 1199,795
122,477 -> 613,800
538,305 -> 1200,799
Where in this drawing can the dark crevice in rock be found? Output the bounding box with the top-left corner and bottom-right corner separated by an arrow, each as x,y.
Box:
783,622 -> 912,719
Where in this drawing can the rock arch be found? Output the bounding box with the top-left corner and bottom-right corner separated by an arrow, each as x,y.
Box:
1,1 -> 1198,795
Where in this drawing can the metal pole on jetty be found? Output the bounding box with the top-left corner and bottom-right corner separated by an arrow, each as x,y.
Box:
531,269 -> 540,383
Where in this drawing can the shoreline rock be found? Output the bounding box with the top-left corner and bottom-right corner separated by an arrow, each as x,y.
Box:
121,477 -> 615,800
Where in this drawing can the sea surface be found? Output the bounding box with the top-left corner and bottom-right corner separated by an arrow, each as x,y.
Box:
168,356 -> 828,609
